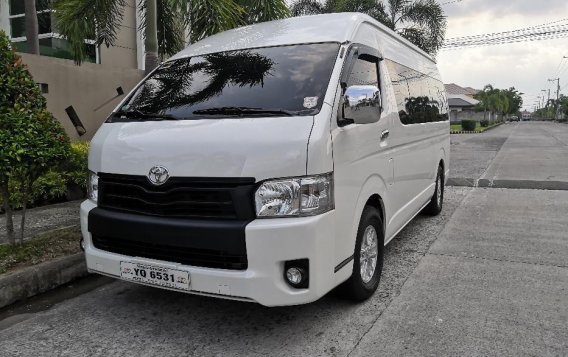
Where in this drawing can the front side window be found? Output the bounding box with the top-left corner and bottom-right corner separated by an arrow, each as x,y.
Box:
340,50 -> 381,125
110,43 -> 341,121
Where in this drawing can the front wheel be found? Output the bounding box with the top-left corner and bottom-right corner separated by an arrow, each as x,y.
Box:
339,206 -> 384,301
424,164 -> 444,216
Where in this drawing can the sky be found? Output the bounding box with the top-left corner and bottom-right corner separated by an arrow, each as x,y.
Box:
437,0 -> 568,111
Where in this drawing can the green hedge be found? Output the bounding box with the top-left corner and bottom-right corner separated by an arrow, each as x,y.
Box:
461,120 -> 477,131
480,120 -> 489,127
0,141 -> 89,209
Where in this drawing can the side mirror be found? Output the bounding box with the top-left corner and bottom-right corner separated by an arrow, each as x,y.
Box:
339,85 -> 382,126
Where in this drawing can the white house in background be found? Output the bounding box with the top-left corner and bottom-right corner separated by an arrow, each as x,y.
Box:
444,83 -> 482,122
447,94 -> 480,122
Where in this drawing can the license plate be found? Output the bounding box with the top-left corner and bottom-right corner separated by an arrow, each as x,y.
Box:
120,261 -> 190,291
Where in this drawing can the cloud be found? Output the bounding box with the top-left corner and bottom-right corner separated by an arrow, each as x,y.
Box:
443,0 -> 568,18
438,1 -> 568,110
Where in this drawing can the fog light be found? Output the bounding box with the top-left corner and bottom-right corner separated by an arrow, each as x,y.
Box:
284,259 -> 309,289
286,267 -> 304,285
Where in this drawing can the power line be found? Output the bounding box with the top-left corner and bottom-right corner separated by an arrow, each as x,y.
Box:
558,58 -> 568,77
553,57 -> 566,77
442,19 -> 568,50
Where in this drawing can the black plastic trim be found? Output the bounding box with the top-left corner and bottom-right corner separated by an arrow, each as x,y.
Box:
334,255 -> 354,273
97,173 -> 256,220
284,259 -> 309,289
88,208 -> 249,269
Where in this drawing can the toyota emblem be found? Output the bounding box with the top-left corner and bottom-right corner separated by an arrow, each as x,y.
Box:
148,165 -> 170,185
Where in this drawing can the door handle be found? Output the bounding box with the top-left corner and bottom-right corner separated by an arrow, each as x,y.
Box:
380,130 -> 390,140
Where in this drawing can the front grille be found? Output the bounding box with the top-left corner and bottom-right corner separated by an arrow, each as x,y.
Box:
98,173 -> 256,220
92,235 -> 248,270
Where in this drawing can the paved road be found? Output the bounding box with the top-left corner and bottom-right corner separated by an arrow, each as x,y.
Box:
449,122 -> 568,188
1,122 -> 567,356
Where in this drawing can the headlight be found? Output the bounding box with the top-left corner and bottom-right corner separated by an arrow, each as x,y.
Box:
255,173 -> 334,217
88,171 -> 98,203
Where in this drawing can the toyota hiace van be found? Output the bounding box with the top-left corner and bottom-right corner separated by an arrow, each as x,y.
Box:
81,13 -> 450,306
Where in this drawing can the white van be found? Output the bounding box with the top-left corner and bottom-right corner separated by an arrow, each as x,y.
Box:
81,13 -> 449,306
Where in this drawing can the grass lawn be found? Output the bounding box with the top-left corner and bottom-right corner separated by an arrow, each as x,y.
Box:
0,226 -> 82,274
451,123 -> 482,132
450,122 -> 501,133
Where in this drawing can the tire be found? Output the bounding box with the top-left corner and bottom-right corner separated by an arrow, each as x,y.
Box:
424,164 -> 444,216
339,206 -> 384,301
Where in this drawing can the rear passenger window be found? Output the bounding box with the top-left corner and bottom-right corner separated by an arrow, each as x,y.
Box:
385,59 -> 448,125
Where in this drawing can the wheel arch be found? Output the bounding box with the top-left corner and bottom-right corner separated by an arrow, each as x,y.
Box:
351,175 -> 389,248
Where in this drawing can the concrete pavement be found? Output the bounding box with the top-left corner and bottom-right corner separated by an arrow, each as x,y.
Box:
449,122 -> 568,184
1,121 -> 567,356
350,187 -> 568,356
0,187 -> 472,357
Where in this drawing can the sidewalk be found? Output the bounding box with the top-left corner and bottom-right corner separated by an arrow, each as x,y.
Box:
0,201 -> 81,244
350,187 -> 568,356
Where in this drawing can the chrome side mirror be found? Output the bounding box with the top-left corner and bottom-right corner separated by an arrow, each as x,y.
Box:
341,85 -> 382,125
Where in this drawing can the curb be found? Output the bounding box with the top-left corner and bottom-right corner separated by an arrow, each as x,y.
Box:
450,130 -> 480,134
450,122 -> 504,135
447,177 -> 568,191
0,252 -> 88,309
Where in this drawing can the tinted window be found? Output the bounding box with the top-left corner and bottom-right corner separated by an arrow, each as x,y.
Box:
111,43 -> 340,121
10,13 -> 52,38
342,54 -> 381,123
9,0 -> 50,17
346,55 -> 379,88
9,0 -> 25,15
385,59 -> 448,124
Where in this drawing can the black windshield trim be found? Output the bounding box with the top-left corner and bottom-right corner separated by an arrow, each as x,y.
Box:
167,41 -> 342,63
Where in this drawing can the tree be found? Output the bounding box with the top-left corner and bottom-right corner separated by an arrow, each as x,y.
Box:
503,87 -> 523,115
474,85 -> 511,121
24,0 -> 40,55
474,84 -> 493,121
559,95 -> 568,118
0,31 -> 70,245
289,0 -> 447,55
53,0 -> 289,72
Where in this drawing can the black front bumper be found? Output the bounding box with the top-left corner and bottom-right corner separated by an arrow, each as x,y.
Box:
88,208 -> 249,270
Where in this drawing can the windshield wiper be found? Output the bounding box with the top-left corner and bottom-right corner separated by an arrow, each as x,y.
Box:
193,107 -> 298,117
113,108 -> 178,121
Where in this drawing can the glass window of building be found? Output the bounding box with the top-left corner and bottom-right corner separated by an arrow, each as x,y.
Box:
7,0 -> 97,63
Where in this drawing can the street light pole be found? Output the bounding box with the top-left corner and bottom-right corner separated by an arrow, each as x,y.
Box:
548,78 -> 560,119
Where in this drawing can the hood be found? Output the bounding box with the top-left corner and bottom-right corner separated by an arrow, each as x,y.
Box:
89,116 -> 314,181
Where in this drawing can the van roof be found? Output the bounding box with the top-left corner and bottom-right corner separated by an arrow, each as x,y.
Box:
169,12 -> 434,62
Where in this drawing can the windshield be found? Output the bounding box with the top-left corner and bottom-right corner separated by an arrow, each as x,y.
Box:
109,43 -> 340,121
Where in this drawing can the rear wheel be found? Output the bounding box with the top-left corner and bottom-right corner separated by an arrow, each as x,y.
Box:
424,164 -> 444,216
340,206 -> 384,301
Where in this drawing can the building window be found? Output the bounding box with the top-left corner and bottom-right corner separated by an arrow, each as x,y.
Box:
7,0 -> 98,63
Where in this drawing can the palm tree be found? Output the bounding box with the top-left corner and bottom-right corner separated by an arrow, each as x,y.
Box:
475,84 -> 493,121
475,85 -> 510,122
24,0 -> 40,54
53,0 -> 289,72
289,0 -> 446,55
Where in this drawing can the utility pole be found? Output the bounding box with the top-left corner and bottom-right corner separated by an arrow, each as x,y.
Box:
549,78 -> 560,119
